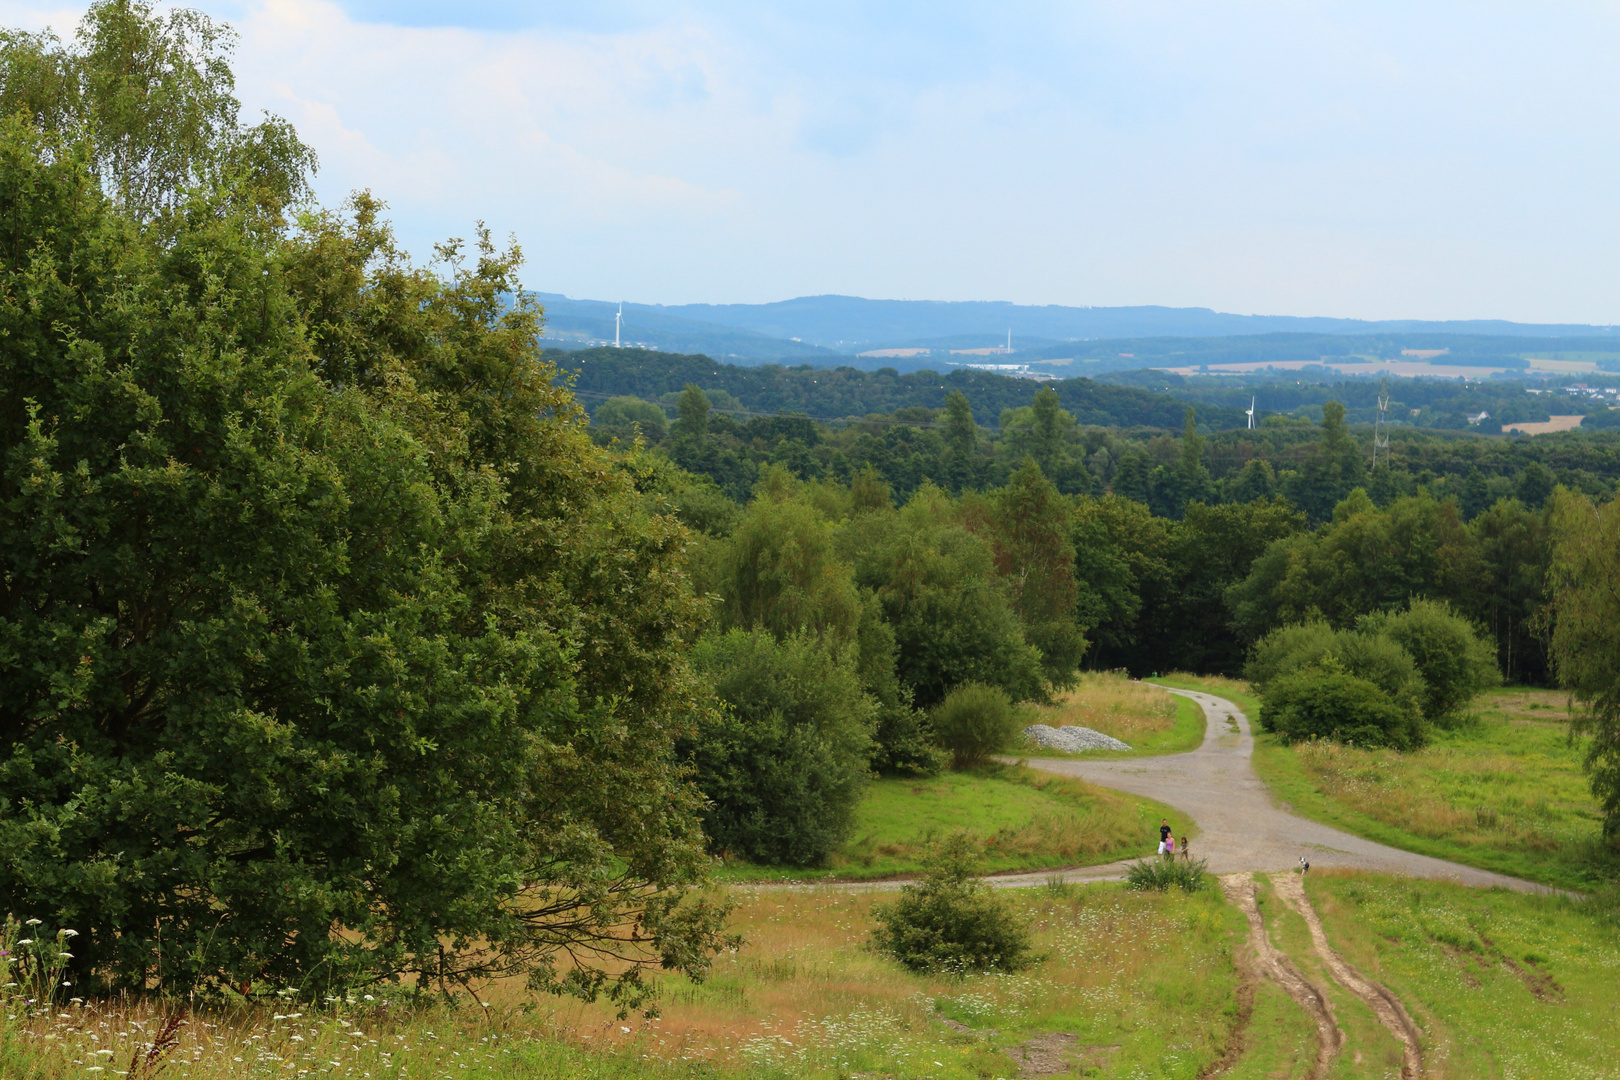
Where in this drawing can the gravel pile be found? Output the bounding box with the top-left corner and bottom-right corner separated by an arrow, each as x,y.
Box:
1023,723 -> 1132,754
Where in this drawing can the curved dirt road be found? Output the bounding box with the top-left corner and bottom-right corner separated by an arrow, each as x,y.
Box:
997,688 -> 1556,893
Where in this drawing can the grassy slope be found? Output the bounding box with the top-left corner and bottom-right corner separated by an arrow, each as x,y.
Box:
1148,676 -> 1613,892
1308,869 -> 1620,1079
714,765 -> 1185,882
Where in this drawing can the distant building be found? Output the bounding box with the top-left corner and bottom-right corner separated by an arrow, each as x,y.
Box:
1466,411 -> 1490,425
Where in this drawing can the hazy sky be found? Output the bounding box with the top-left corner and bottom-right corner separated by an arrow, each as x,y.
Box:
6,1 -> 1619,322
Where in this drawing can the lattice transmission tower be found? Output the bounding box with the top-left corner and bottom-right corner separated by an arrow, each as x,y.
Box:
1372,375 -> 1390,469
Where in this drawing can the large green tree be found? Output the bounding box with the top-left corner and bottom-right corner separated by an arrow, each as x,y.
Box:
0,119 -> 726,1007
973,459 -> 1086,687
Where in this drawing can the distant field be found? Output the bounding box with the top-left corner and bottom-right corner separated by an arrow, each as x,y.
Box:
1505,413 -> 1586,435
1523,356 -> 1604,373
713,764 -> 1177,883
1163,359 -> 1520,379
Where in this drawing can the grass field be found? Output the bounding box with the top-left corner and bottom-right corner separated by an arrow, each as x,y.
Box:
1153,675 -> 1617,892
1024,670 -> 1207,759
8,874 -> 1619,1079
714,764 -> 1181,882
2,883 -> 1248,1080
1307,870 -> 1620,1079
1256,688 -> 1613,892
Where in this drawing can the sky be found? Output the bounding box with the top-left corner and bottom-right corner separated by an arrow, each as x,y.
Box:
5,1 -> 1619,323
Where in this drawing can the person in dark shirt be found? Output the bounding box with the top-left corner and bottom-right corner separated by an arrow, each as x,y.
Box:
1158,818 -> 1172,857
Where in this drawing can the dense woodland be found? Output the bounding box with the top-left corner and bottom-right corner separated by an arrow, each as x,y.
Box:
604,380 -> 1616,686
3,0 -> 1619,1013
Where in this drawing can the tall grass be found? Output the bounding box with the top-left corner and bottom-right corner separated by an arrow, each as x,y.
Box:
1032,670 -> 1176,741
1261,688 -> 1617,890
1,885 -> 1244,1080
1124,857 -> 1210,893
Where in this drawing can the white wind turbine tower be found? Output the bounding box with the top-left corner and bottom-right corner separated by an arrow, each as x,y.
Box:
614,302 -> 623,348
1246,397 -> 1256,430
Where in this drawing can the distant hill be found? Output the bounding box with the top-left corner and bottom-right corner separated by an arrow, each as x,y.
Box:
640,295 -> 1619,351
533,293 -> 841,361
532,291 -> 1618,364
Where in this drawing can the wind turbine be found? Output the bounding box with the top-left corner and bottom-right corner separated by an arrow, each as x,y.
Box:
614,302 -> 623,348
1246,397 -> 1256,430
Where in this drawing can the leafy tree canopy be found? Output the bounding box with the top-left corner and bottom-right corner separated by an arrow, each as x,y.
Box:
0,115 -> 726,1009
0,0 -> 316,220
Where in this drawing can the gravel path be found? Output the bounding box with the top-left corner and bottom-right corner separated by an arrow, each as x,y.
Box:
995,688 -> 1560,894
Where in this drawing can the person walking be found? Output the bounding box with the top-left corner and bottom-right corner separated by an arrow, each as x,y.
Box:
1158,818 -> 1172,858
1179,836 -> 1191,863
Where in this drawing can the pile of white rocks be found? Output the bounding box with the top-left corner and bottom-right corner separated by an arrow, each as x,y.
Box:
1022,723 -> 1132,754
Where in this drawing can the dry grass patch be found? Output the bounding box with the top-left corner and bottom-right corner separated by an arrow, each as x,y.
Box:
508,883 -> 1244,1076
1034,671 -> 1175,743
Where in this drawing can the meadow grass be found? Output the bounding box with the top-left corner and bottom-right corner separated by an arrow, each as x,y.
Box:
714,764 -> 1182,882
1023,671 -> 1206,759
1255,688 -> 1612,892
7,875 -> 1620,1078
2,884 -> 1248,1080
1306,869 -> 1620,1080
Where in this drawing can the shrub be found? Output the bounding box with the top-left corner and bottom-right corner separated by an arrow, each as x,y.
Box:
1244,621 -> 1341,697
685,629 -> 876,866
870,835 -> 1034,973
1359,599 -> 1500,725
1125,857 -> 1210,893
1245,621 -> 1424,704
931,683 -> 1027,769
1259,663 -> 1427,750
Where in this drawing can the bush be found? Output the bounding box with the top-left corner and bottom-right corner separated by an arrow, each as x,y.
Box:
1359,599 -> 1500,724
1259,663 -> 1427,750
1245,621 -> 1424,704
870,835 -> 1034,973
1244,621 -> 1341,696
1125,857 -> 1210,893
685,629 -> 877,866
931,683 -> 1026,769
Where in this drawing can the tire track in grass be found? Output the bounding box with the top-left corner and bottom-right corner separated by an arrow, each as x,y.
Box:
1272,873 -> 1425,1079
1215,873 -> 1341,1079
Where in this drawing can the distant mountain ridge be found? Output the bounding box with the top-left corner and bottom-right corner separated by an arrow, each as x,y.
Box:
534,291 -> 1617,363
